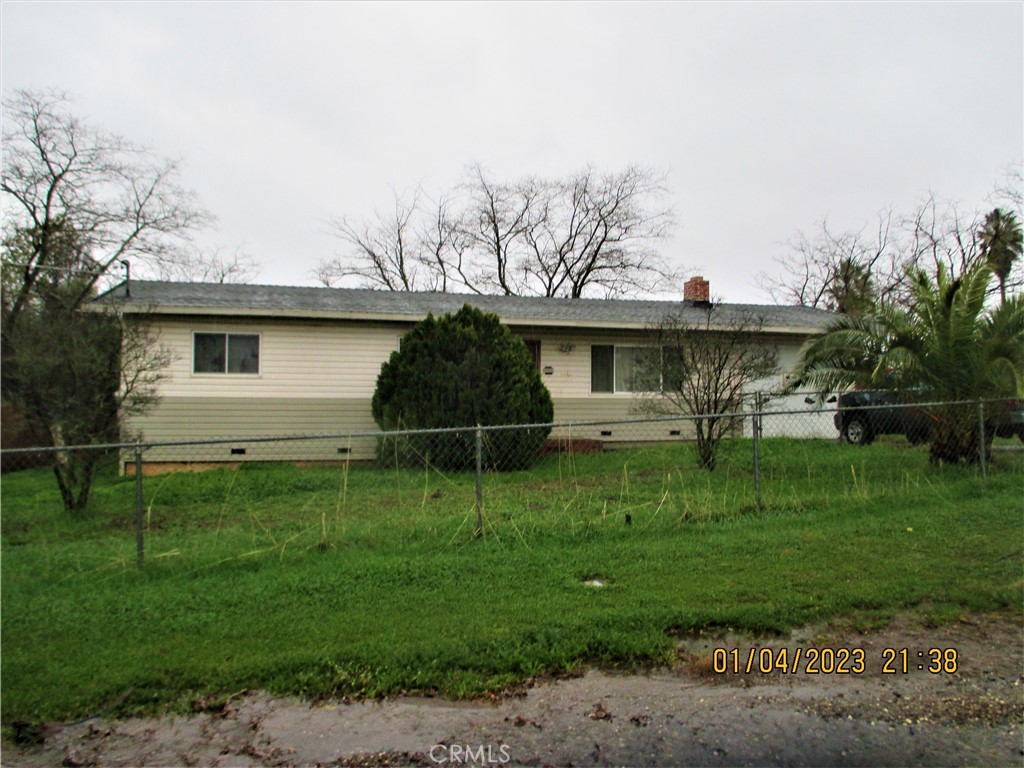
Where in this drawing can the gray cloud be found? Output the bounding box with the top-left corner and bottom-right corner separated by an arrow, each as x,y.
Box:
3,1 -> 1021,301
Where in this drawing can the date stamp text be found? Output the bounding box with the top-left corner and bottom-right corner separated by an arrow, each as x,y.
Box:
711,647 -> 959,675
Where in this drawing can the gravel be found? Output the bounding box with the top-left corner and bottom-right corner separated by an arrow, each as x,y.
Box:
4,613 -> 1022,767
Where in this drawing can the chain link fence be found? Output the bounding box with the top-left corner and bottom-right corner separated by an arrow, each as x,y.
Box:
2,397 -> 1021,568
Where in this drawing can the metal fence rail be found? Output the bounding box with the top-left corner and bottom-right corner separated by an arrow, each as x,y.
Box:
2,398 -> 1021,567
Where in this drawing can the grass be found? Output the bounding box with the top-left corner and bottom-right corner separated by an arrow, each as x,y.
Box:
2,437 -> 1022,723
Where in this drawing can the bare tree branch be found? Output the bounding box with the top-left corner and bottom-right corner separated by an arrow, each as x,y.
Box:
633,304 -> 780,470
315,163 -> 679,298
157,247 -> 262,284
318,188 -> 425,291
1,90 -> 209,511
761,180 -> 1024,313
2,89 -> 213,325
459,163 -> 539,295
759,210 -> 901,313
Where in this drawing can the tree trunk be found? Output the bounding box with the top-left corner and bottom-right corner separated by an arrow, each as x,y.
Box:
51,450 -> 98,512
695,418 -> 718,471
929,405 -> 982,465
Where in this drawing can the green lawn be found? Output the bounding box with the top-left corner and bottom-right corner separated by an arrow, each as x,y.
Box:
2,438 -> 1022,723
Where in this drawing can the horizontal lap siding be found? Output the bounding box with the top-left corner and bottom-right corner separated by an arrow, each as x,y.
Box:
549,399 -> 700,442
152,318 -> 405,399
127,397 -> 380,462
139,440 -> 377,464
511,330 -> 688,442
515,328 -> 650,400
132,319 -> 819,464
132,397 -> 375,437
133,316 -> 399,465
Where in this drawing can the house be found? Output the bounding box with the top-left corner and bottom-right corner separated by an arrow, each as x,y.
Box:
97,276 -> 836,467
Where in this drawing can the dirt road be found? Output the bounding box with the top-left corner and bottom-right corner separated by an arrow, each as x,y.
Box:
5,614 -> 1022,767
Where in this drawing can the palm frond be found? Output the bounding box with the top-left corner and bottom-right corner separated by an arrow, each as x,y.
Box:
796,260 -> 1023,400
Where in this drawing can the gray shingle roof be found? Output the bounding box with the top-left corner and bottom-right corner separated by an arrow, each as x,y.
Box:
97,280 -> 834,334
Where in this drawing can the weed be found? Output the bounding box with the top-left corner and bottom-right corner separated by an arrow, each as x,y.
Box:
0,439 -> 1020,722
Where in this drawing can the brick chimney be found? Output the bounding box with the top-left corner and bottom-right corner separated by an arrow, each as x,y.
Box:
684,275 -> 710,303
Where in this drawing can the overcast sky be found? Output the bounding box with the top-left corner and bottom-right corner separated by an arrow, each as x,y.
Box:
2,1 -> 1021,303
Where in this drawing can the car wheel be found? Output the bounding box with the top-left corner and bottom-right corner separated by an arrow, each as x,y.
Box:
844,418 -> 872,445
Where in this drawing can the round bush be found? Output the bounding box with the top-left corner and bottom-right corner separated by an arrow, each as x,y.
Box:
372,305 -> 554,471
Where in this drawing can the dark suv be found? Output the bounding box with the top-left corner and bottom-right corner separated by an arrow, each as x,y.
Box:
993,399 -> 1024,442
834,390 -> 931,445
835,392 -> 1024,445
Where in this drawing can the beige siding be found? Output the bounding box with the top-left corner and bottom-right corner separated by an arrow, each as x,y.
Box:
153,317 -> 406,399
133,397 -> 376,439
150,318 -> 658,406
512,327 -> 653,401
547,398 -> 700,443
129,397 -> 380,462
130,317 -> 821,463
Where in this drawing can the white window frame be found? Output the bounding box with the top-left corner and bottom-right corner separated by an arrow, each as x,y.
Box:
191,331 -> 262,376
591,344 -> 661,394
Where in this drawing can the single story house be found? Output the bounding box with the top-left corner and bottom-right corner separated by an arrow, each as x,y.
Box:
97,276 -> 836,466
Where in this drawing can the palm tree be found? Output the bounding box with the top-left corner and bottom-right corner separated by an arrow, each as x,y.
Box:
978,208 -> 1023,305
794,261 -> 1024,464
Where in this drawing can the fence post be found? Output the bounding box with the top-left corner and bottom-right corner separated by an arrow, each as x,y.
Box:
753,393 -> 762,510
134,440 -> 145,568
474,425 -> 483,538
977,401 -> 987,480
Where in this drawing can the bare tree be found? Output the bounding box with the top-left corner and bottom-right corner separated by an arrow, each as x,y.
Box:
992,164 -> 1022,219
763,182 -> 1024,312
633,304 -> 780,471
2,219 -> 173,510
415,192 -> 477,294
157,247 -> 262,284
318,189 -> 423,291
1,90 -> 212,325
459,163 -> 541,295
1,90 -> 208,510
315,163 -> 679,299
759,210 -> 902,313
904,194 -> 980,286
561,165 -> 677,298
517,166 -> 678,298
902,193 -> 1021,303
317,187 -> 468,293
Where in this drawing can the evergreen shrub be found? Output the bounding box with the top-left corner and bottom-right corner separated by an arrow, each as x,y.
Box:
372,305 -> 554,470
